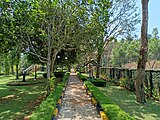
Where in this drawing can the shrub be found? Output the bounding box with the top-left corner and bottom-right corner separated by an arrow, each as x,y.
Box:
84,81 -> 134,120
119,78 -> 135,91
62,72 -> 70,82
0,73 -> 5,76
49,77 -> 56,91
77,72 -> 88,81
29,73 -> 70,120
54,72 -> 65,78
84,81 -> 112,104
125,78 -> 135,91
119,78 -> 127,87
111,78 -> 119,85
90,78 -> 106,87
78,73 -> 106,86
29,84 -> 63,120
42,73 -> 47,78
102,104 -> 134,120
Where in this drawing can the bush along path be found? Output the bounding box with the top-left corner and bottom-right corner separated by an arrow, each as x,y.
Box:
84,81 -> 134,120
29,72 -> 70,120
57,72 -> 101,120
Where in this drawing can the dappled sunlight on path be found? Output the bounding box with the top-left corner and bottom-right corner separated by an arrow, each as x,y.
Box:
57,72 -> 101,120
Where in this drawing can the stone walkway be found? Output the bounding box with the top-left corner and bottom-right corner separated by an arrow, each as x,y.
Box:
57,72 -> 101,120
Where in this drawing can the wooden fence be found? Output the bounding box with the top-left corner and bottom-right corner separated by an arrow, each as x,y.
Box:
100,67 -> 160,99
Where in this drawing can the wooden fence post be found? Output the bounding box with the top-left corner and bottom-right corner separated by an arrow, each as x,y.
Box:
149,71 -> 153,97
110,68 -> 112,79
112,68 -> 115,79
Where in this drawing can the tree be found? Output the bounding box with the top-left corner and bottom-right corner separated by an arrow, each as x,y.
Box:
110,40 -> 139,67
148,29 -> 160,68
75,0 -> 110,78
135,0 -> 149,103
0,0 -> 33,79
148,41 -> 160,69
16,0 -> 97,80
1,0 -> 108,79
151,27 -> 159,39
126,41 -> 139,63
98,0 -> 139,77
73,0 -> 139,78
111,40 -> 128,67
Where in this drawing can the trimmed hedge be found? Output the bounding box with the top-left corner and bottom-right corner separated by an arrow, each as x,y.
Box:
42,73 -> 47,78
84,81 -> 134,120
78,72 -> 106,87
77,72 -> 88,81
29,72 -> 70,120
90,78 -> 106,87
43,72 -> 67,79
0,73 -> 5,75
62,72 -> 70,82
54,72 -> 65,78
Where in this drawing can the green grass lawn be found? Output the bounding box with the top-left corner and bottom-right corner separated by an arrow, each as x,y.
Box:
100,82 -> 160,120
0,74 -> 48,120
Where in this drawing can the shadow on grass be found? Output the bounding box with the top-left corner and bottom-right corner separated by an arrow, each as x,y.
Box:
100,82 -> 160,120
0,76 -> 47,120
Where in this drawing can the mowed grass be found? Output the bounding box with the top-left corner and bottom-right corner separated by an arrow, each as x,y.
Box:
100,82 -> 160,120
0,74 -> 48,120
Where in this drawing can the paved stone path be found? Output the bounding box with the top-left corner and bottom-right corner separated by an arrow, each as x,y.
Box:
57,72 -> 101,120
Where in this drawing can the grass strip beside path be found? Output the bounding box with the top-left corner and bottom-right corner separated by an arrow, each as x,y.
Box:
100,82 -> 160,120
84,81 -> 134,120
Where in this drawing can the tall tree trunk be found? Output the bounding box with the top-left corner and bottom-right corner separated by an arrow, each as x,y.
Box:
34,65 -> 37,80
16,64 -> 19,80
68,64 -> 71,72
5,57 -> 10,75
0,64 -> 1,74
46,40 -> 51,96
96,53 -> 101,78
50,51 -> 58,77
47,61 -> 51,79
135,0 -> 149,104
11,65 -> 14,75
47,45 -> 51,79
47,22 -> 52,79
22,73 -> 26,82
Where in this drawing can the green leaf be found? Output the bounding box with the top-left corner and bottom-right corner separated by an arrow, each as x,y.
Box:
88,0 -> 92,4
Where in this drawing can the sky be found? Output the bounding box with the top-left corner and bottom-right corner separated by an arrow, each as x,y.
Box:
136,0 -> 160,37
